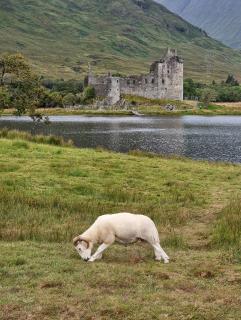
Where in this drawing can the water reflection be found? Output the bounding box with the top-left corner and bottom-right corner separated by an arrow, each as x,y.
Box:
1,115 -> 241,163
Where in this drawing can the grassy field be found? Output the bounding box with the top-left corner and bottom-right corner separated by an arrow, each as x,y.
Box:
1,132 -> 241,319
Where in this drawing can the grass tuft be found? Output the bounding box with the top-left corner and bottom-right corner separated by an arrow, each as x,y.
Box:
162,231 -> 188,249
213,197 -> 241,248
0,128 -> 73,147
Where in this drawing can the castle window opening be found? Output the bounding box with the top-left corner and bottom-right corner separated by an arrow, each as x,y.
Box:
151,78 -> 155,84
133,80 -> 136,84
162,79 -> 165,84
145,79 -> 148,84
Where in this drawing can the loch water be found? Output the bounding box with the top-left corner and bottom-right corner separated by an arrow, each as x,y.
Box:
1,115 -> 241,163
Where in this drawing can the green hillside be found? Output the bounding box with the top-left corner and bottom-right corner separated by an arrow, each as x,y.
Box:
1,0 -> 241,81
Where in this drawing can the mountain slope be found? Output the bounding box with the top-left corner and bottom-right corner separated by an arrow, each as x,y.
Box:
158,0 -> 241,49
1,0 -> 241,81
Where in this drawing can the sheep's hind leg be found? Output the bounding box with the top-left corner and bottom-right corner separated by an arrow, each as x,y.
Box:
152,243 -> 169,263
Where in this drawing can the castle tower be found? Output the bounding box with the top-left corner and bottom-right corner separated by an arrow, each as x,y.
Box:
157,48 -> 183,100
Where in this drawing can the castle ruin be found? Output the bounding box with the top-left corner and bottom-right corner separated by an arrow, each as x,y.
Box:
88,48 -> 183,104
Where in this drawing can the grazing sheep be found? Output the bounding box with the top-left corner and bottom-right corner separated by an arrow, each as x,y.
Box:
73,213 -> 169,263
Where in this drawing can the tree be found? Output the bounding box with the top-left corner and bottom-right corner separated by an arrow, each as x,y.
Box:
0,53 -> 42,115
199,88 -> 217,106
0,53 -> 30,86
9,75 -> 43,115
225,74 -> 239,86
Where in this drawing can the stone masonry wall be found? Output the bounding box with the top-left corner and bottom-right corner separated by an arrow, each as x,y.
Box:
88,75 -> 120,104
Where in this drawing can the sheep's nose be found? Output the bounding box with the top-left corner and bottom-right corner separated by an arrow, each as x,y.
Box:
84,258 -> 89,262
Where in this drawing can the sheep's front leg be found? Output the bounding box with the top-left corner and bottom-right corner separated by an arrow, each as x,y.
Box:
88,243 -> 110,262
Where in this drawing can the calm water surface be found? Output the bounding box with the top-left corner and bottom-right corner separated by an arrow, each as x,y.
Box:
1,115 -> 241,163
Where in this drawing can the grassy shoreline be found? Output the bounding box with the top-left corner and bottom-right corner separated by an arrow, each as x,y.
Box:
1,133 -> 241,319
2,101 -> 241,117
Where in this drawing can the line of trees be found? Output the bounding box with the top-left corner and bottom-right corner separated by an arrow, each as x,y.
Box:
184,75 -> 241,105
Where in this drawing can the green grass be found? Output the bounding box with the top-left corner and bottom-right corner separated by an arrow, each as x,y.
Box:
213,198 -> 241,248
0,128 -> 73,147
1,0 -> 241,81
1,133 -> 241,319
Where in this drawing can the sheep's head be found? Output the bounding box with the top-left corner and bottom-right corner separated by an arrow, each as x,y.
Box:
73,236 -> 91,261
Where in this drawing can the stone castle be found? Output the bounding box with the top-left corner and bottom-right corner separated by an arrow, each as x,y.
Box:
88,48 -> 183,105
